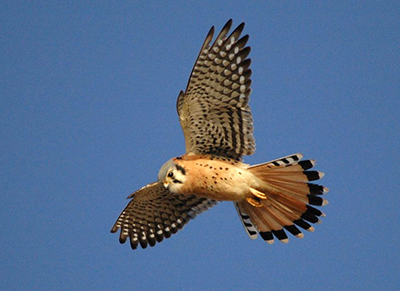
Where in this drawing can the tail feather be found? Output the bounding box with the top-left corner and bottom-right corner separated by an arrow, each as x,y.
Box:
235,153 -> 328,244
234,202 -> 258,239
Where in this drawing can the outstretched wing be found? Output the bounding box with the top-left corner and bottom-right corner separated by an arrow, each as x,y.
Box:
111,182 -> 217,250
177,19 -> 255,160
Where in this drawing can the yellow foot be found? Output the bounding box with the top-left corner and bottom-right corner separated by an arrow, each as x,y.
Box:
246,197 -> 263,207
249,188 -> 267,200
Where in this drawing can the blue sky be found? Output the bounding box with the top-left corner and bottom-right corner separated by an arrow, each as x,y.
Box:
1,1 -> 399,290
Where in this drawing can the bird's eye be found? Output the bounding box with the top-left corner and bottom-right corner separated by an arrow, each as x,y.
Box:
167,171 -> 174,178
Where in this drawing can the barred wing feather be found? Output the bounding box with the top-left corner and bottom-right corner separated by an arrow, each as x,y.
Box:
177,20 -> 255,160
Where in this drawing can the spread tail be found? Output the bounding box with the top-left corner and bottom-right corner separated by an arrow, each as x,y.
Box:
235,153 -> 329,244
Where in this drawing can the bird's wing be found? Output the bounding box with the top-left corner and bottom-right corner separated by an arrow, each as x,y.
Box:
176,19 -> 255,160
111,182 -> 217,250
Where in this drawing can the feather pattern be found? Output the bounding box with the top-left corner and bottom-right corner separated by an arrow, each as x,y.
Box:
234,202 -> 258,239
111,182 -> 217,249
235,154 -> 328,244
177,19 -> 255,160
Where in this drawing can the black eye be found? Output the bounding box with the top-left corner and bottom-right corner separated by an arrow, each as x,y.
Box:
167,172 -> 173,178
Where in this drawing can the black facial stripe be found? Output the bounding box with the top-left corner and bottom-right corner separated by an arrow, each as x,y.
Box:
175,164 -> 186,175
173,179 -> 182,184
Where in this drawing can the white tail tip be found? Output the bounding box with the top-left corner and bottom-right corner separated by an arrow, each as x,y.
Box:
296,233 -> 304,239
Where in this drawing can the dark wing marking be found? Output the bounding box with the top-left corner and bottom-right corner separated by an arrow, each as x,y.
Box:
111,182 -> 217,250
177,20 -> 255,160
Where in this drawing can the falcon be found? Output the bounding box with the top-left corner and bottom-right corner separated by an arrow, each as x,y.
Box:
111,19 -> 328,250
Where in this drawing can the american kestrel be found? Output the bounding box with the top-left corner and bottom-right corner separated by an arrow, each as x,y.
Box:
111,20 -> 328,250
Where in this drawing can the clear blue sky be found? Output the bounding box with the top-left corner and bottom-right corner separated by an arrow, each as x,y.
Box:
1,1 -> 399,290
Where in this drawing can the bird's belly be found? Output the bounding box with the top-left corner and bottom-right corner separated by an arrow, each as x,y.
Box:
181,159 -> 255,201
194,182 -> 248,201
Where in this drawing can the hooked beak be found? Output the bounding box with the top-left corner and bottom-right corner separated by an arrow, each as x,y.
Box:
163,180 -> 169,188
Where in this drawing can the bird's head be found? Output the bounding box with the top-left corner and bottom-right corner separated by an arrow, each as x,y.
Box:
158,158 -> 187,193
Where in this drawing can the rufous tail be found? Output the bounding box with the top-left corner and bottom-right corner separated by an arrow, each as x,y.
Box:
235,153 -> 329,244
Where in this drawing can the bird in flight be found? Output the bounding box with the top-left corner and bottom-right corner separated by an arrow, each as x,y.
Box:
111,19 -> 328,250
